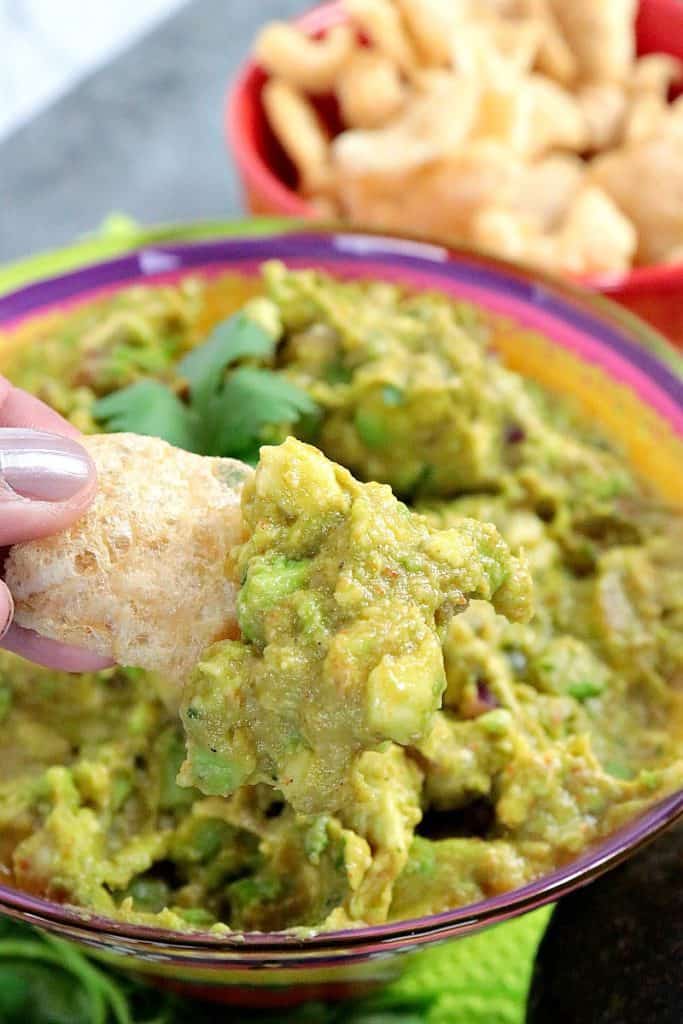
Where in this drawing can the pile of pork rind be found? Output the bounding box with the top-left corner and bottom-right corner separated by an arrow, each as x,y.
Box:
255,0 -> 683,275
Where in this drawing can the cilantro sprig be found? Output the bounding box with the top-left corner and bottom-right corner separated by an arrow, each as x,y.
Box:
92,311 -> 317,463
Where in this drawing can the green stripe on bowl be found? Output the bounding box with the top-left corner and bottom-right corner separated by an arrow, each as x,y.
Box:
0,216 -> 297,296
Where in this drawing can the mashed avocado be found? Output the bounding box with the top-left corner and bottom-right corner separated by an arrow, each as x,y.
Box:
179,437 -> 531,815
262,261 -> 630,502
0,265 -> 681,933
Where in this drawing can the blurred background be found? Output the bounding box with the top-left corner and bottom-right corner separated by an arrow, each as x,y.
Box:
2,0 -> 682,346
0,0 -> 306,260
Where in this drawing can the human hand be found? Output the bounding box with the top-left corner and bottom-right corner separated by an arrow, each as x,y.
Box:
0,376 -> 113,671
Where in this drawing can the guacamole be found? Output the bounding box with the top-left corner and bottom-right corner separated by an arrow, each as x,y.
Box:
0,265 -> 681,933
180,437 -> 531,815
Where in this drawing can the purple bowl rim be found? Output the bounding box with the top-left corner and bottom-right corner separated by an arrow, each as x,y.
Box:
0,225 -> 681,954
1,230 -> 681,404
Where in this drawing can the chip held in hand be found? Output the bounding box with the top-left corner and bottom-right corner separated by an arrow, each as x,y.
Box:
5,433 -> 252,705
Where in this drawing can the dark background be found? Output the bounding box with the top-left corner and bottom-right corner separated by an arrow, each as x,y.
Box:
0,0 -> 307,262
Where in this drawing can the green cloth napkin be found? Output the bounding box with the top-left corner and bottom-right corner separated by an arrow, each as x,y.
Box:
0,216 -> 550,1023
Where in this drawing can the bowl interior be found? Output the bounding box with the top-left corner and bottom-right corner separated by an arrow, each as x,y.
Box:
0,227 -> 681,957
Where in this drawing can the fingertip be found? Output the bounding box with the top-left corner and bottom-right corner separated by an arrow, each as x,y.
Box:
0,622 -> 115,673
0,429 -> 97,503
0,438 -> 98,547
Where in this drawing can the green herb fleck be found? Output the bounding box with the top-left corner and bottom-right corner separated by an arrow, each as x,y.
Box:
567,680 -> 605,702
304,816 -> 330,864
382,384 -> 404,406
0,685 -> 11,724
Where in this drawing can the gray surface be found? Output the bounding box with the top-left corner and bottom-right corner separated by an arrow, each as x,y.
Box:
0,0 -> 308,262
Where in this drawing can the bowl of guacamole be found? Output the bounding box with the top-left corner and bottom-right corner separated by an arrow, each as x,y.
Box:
0,226 -> 681,1003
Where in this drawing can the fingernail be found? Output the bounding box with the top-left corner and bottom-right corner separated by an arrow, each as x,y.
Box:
0,429 -> 95,502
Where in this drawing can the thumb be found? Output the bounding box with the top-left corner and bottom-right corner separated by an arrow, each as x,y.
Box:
0,428 -> 97,546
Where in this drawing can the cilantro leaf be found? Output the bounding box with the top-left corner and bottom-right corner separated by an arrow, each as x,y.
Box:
93,309 -> 318,464
92,379 -> 198,451
177,312 -> 275,407
203,368 -> 318,462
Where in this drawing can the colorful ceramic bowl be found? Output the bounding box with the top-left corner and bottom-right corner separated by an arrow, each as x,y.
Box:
0,226 -> 681,1007
226,0 -> 683,345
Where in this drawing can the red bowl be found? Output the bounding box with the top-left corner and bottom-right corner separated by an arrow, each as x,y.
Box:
226,0 -> 683,345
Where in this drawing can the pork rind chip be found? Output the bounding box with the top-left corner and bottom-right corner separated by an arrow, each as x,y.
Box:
631,53 -> 683,98
451,17 -> 540,80
554,185 -> 638,273
254,22 -> 355,94
335,141 -> 523,240
523,74 -> 586,156
519,0 -> 577,86
549,0 -> 636,83
396,0 -> 468,66
6,434 -> 251,697
577,83 -> 628,152
472,184 -> 637,275
511,154 -> 584,230
332,71 -> 478,174
589,117 -> 683,264
336,48 -> 406,129
345,0 -> 417,73
262,78 -> 332,195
